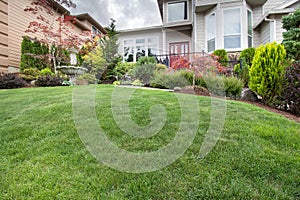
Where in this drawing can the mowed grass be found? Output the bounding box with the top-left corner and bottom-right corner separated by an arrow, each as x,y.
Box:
0,85 -> 299,199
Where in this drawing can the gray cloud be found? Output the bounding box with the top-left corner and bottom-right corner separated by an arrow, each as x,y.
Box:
70,0 -> 162,30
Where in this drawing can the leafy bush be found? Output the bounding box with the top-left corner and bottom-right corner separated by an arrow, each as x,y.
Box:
0,73 -> 27,89
115,62 -> 136,78
249,42 -> 286,104
20,68 -> 40,82
223,76 -> 244,98
132,63 -> 156,85
203,75 -> 243,97
234,48 -> 256,87
35,75 -> 63,87
150,71 -> 189,89
213,49 -> 229,67
179,70 -> 206,87
132,79 -> 144,86
281,62 -> 300,116
136,56 -> 157,65
156,64 -> 167,72
40,68 -> 54,76
77,73 -> 97,84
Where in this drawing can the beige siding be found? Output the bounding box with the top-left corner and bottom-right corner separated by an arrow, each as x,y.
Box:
195,12 -> 205,51
0,0 -> 8,72
274,14 -> 284,42
8,0 -> 88,69
260,21 -> 270,44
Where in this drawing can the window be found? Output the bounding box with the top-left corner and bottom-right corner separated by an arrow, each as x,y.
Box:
223,8 -> 241,49
123,37 -> 158,62
168,1 -> 188,22
247,10 -> 253,47
206,12 -> 216,52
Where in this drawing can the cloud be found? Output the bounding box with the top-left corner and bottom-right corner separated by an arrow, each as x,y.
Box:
70,0 -> 162,30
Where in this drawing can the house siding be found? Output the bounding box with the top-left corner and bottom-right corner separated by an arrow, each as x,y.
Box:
260,21 -> 271,44
0,0 -> 8,72
7,0 -> 91,70
195,12 -> 205,51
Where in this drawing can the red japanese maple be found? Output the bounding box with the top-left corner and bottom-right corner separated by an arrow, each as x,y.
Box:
24,0 -> 94,71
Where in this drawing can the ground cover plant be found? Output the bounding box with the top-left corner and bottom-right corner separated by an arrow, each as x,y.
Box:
0,85 -> 299,199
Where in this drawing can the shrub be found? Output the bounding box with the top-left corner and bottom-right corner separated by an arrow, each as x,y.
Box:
35,75 -> 63,87
234,62 -> 249,87
282,7 -> 300,60
20,68 -> 40,82
249,42 -> 286,105
281,62 -> 300,116
115,62 -> 136,78
77,73 -> 97,84
203,75 -> 243,97
179,70 -> 206,87
150,71 -> 189,89
0,73 -> 27,89
132,79 -> 144,86
156,64 -> 167,72
213,49 -> 229,67
136,56 -> 157,65
40,68 -> 54,76
240,47 -> 256,66
132,63 -> 156,85
223,76 -> 244,98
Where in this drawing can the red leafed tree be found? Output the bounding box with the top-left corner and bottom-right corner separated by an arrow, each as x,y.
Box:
24,0 -> 94,72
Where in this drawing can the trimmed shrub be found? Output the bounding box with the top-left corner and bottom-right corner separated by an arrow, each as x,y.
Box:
150,71 -> 190,89
179,70 -> 206,87
40,68 -> 54,76
0,73 -> 27,89
249,42 -> 286,105
156,64 -> 167,72
35,75 -> 63,87
115,62 -> 136,78
223,76 -> 244,98
213,49 -> 229,67
132,63 -> 156,85
281,62 -> 300,116
136,56 -> 157,65
20,68 -> 41,82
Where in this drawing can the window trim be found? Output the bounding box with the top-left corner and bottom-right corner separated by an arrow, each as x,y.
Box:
247,9 -> 253,48
122,36 -> 159,62
167,0 -> 189,23
222,7 -> 242,51
205,11 -> 216,53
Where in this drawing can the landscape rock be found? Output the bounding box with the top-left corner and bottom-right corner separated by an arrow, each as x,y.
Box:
241,88 -> 259,102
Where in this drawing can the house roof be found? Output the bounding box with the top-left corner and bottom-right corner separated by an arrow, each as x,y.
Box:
47,0 -> 70,15
253,0 -> 298,30
75,13 -> 107,34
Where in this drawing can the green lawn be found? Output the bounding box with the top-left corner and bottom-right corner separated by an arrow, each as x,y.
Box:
0,85 -> 299,199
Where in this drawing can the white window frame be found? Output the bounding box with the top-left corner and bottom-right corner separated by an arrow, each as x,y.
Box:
222,7 -> 242,51
167,0 -> 189,23
205,11 -> 216,53
247,9 -> 253,48
122,36 -> 159,62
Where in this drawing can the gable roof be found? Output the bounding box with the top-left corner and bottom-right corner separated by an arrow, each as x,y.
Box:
75,13 -> 107,34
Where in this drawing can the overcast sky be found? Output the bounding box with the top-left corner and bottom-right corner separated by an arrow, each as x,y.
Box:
69,0 -> 162,30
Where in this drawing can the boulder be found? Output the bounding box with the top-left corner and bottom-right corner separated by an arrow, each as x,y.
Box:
241,88 -> 259,102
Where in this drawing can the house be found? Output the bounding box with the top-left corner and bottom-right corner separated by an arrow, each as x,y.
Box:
0,0 -> 106,73
118,0 -> 299,64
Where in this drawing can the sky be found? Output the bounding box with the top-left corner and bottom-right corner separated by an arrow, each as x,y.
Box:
69,0 -> 162,30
